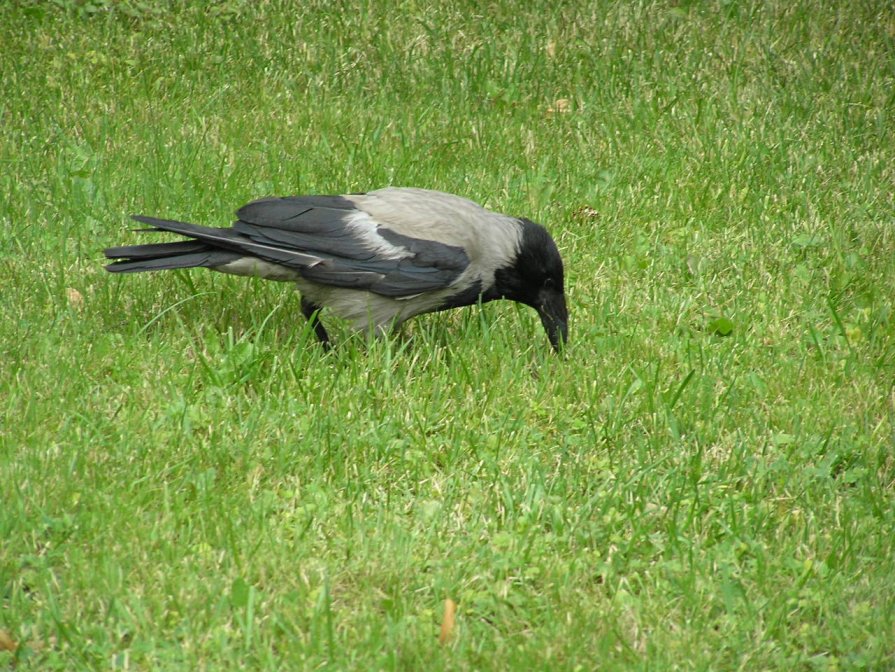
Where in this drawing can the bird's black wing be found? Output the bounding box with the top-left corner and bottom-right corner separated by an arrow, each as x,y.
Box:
232,196 -> 470,296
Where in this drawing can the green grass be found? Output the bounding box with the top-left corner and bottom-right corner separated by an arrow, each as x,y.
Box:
2,0 -> 894,669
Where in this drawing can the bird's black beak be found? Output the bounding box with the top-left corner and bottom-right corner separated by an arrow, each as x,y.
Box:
536,289 -> 569,352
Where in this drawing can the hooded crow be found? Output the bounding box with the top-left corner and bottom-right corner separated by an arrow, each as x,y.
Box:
104,187 -> 569,350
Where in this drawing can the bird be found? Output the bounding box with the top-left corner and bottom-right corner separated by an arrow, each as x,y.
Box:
104,187 -> 569,351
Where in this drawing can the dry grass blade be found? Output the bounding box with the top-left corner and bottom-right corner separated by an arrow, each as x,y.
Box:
439,598 -> 457,645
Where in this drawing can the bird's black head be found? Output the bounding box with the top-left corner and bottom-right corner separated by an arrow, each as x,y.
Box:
494,218 -> 569,351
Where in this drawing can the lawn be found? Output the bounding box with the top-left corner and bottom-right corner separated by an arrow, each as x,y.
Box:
1,1 -> 894,669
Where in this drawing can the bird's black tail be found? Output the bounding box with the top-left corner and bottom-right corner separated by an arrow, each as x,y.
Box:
104,216 -> 243,273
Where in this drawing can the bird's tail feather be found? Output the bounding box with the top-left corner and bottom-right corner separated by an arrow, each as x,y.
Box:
105,248 -> 243,273
105,240 -> 208,260
104,216 -> 244,273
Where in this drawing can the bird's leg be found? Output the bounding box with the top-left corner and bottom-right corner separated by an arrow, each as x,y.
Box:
300,297 -> 331,350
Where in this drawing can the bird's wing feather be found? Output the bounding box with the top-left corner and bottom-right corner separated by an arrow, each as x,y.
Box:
232,196 -> 470,296
235,195 -> 358,232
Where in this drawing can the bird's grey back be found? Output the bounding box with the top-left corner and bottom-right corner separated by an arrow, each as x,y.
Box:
347,188 -> 522,260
